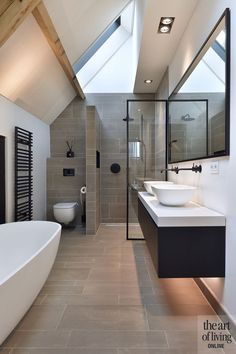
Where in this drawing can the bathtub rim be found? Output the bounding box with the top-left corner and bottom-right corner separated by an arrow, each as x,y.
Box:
0,221 -> 61,286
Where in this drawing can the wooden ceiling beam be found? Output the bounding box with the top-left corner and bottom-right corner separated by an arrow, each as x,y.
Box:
0,0 -> 14,16
0,0 -> 41,47
0,0 -> 85,99
32,2 -> 85,99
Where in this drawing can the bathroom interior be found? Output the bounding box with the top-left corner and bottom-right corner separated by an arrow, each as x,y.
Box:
0,0 -> 236,352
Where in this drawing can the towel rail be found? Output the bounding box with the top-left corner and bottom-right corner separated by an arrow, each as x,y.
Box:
15,127 -> 33,221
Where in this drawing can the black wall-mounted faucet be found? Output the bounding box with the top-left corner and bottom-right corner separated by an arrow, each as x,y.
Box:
161,163 -> 202,174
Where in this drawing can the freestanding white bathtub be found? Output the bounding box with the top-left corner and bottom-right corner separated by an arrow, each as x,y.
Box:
0,221 -> 61,345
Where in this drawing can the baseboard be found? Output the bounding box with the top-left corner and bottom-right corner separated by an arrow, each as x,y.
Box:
194,278 -> 236,340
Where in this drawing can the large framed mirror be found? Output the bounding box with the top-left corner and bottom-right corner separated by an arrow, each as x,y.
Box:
168,8 -> 230,163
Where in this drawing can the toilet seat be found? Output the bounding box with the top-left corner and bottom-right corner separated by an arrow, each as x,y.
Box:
53,202 -> 78,209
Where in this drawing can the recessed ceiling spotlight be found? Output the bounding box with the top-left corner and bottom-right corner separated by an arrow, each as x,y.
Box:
159,26 -> 170,33
161,17 -> 174,25
158,17 -> 175,34
144,79 -> 153,84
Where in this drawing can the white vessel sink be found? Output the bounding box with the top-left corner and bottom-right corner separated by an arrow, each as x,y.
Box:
144,181 -> 174,195
152,184 -> 197,206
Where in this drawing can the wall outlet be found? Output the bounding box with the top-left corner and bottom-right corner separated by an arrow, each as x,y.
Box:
210,161 -> 219,174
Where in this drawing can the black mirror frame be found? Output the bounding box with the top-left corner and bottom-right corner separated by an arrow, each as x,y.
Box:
167,8 -> 231,164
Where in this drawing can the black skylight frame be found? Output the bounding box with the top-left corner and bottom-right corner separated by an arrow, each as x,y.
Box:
73,17 -> 121,74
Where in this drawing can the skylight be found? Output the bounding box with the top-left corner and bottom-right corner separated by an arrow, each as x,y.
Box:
73,17 -> 121,74
74,1 -> 134,92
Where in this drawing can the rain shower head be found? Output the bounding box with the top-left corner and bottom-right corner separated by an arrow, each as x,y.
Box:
181,113 -> 195,121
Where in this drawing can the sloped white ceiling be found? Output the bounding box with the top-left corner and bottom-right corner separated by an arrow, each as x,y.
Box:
0,14 -> 76,124
134,0 -> 199,93
0,0 -> 132,124
43,0 -> 131,65
0,0 -> 201,123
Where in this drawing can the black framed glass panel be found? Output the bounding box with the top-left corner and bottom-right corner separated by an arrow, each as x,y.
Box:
125,100 -> 167,240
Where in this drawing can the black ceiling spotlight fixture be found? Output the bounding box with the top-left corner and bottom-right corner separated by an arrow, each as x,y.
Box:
158,17 -> 175,34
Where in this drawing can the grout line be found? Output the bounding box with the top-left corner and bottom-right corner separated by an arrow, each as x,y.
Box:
85,268 -> 93,281
164,330 -> 170,348
81,282 -> 87,295
38,294 -> 47,305
144,305 -> 150,331
55,304 -> 68,330
65,329 -> 73,348
117,294 -> 121,305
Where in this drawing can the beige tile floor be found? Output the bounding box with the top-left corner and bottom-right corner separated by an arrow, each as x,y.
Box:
0,224 -> 234,354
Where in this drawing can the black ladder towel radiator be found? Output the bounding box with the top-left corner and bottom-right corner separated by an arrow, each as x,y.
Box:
15,127 -> 33,221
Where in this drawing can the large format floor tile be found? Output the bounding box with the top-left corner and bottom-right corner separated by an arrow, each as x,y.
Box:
58,305 -> 148,330
18,305 -> 66,330
3,330 -> 70,349
68,330 -> 167,348
0,224 -> 232,353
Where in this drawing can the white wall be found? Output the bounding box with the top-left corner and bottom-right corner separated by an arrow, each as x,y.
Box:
168,0 -> 236,325
132,0 -> 147,86
0,15 -> 76,125
0,95 -> 50,222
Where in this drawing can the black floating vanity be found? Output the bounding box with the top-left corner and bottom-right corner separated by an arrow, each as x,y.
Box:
138,192 -> 225,278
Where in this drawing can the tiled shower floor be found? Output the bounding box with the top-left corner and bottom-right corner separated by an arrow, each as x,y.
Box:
1,224 -> 233,353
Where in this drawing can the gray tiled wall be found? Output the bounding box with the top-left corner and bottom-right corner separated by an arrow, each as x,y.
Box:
86,93 -> 155,223
47,97 -> 86,225
48,93 -> 155,225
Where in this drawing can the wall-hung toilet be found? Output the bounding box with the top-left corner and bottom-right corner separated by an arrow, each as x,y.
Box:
53,202 -> 78,225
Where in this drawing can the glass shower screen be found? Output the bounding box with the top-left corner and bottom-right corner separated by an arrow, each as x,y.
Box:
126,100 -> 167,240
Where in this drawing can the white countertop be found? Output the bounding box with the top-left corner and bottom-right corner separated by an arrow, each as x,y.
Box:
138,192 -> 225,227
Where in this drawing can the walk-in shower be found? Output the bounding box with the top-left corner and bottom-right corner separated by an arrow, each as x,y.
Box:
124,99 -> 208,240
